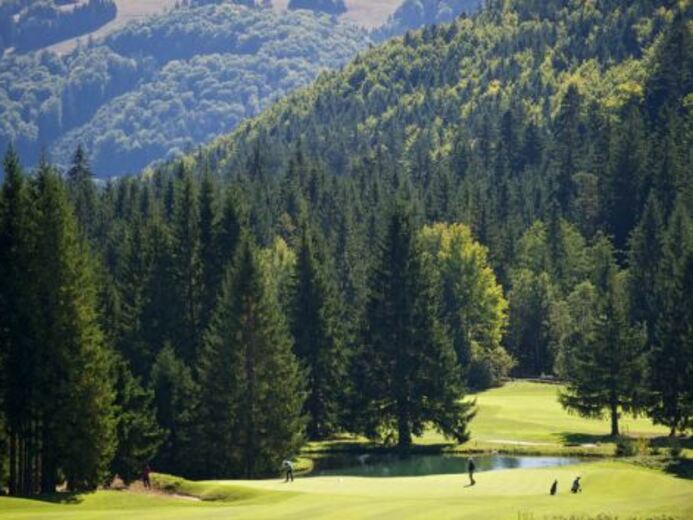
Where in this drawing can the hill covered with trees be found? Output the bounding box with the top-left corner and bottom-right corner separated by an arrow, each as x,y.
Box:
0,2 -> 371,176
0,0 -> 691,494
0,0 -> 117,53
375,0 -> 482,40
0,0 -> 492,177
288,0 -> 347,15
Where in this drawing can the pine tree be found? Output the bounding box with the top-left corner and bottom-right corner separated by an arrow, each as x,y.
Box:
197,237 -> 305,477
358,204 -> 474,449
290,221 -> 346,439
150,346 -> 199,478
198,172 -> 219,330
33,164 -> 117,491
603,106 -> 646,254
115,216 -> 154,378
551,84 -> 581,215
66,145 -> 98,239
140,214 -> 177,360
628,194 -> 664,332
0,147 -> 38,495
648,199 -> 693,435
110,358 -> 164,484
560,236 -> 647,437
171,168 -> 203,362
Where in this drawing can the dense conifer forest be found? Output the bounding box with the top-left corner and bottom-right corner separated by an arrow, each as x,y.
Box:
0,0 -> 691,496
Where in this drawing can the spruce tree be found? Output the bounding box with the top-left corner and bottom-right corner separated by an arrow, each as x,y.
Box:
603,107 -> 646,253
198,172 -> 219,330
290,222 -> 346,439
359,204 -> 474,449
66,145 -> 98,239
150,346 -> 199,478
33,164 -> 117,491
0,147 -> 38,495
648,200 -> 693,435
628,194 -> 664,332
560,236 -> 647,437
171,168 -> 203,362
197,237 -> 305,477
110,358 -> 164,484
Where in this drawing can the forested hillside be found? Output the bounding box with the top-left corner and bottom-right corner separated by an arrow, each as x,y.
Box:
375,0 -> 482,40
0,2 -> 370,175
0,0 -> 491,177
0,0 -> 691,494
0,0 -> 117,53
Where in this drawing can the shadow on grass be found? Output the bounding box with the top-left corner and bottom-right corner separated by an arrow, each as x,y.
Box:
665,458 -> 693,480
555,432 -> 615,446
19,492 -> 84,504
305,441 -> 456,455
649,436 -> 693,450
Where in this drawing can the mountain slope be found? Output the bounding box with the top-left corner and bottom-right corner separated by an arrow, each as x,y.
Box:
170,0 -> 690,273
210,0 -> 685,176
0,2 -> 370,176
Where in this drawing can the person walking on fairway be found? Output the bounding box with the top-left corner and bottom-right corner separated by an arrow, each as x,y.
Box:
467,457 -> 476,486
142,465 -> 152,489
571,476 -> 582,493
550,480 -> 558,495
282,459 -> 294,482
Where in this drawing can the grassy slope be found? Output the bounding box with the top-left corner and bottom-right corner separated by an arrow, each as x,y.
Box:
272,0 -> 404,28
428,381 -> 670,447
1,461 -> 691,519
47,0 -> 178,55
0,382 -> 689,519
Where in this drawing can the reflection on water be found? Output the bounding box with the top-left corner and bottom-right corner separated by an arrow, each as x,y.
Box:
308,453 -> 583,478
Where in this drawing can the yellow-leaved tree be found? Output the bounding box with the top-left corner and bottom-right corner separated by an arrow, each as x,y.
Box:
419,223 -> 513,389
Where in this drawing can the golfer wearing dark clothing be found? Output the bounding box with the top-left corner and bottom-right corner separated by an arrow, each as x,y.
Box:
282,460 -> 294,482
142,465 -> 152,489
467,457 -> 476,486
550,480 -> 558,495
571,476 -> 582,493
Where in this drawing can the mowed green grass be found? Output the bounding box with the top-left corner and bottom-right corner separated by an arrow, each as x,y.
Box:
417,381 -> 669,447
0,382 -> 689,520
1,461 -> 691,519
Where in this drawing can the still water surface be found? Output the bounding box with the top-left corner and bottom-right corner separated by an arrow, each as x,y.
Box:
308,453 -> 583,478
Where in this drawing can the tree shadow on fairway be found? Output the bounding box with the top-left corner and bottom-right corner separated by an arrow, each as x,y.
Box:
307,439 -> 456,454
556,432 -> 614,446
22,492 -> 83,504
665,458 -> 693,480
649,436 -> 693,451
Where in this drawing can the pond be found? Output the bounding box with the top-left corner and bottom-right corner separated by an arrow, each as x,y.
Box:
307,453 -> 583,478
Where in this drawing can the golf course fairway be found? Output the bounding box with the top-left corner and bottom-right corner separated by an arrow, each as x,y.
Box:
1,382 -> 690,519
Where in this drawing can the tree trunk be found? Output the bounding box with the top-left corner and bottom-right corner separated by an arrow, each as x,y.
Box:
41,452 -> 57,495
397,400 -> 411,451
41,421 -> 57,494
610,401 -> 619,437
9,432 -> 17,496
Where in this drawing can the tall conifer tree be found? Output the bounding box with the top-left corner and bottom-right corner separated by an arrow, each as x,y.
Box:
648,200 -> 693,434
290,221 -> 346,439
197,237 -> 305,477
560,237 -> 647,436
358,203 -> 474,449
